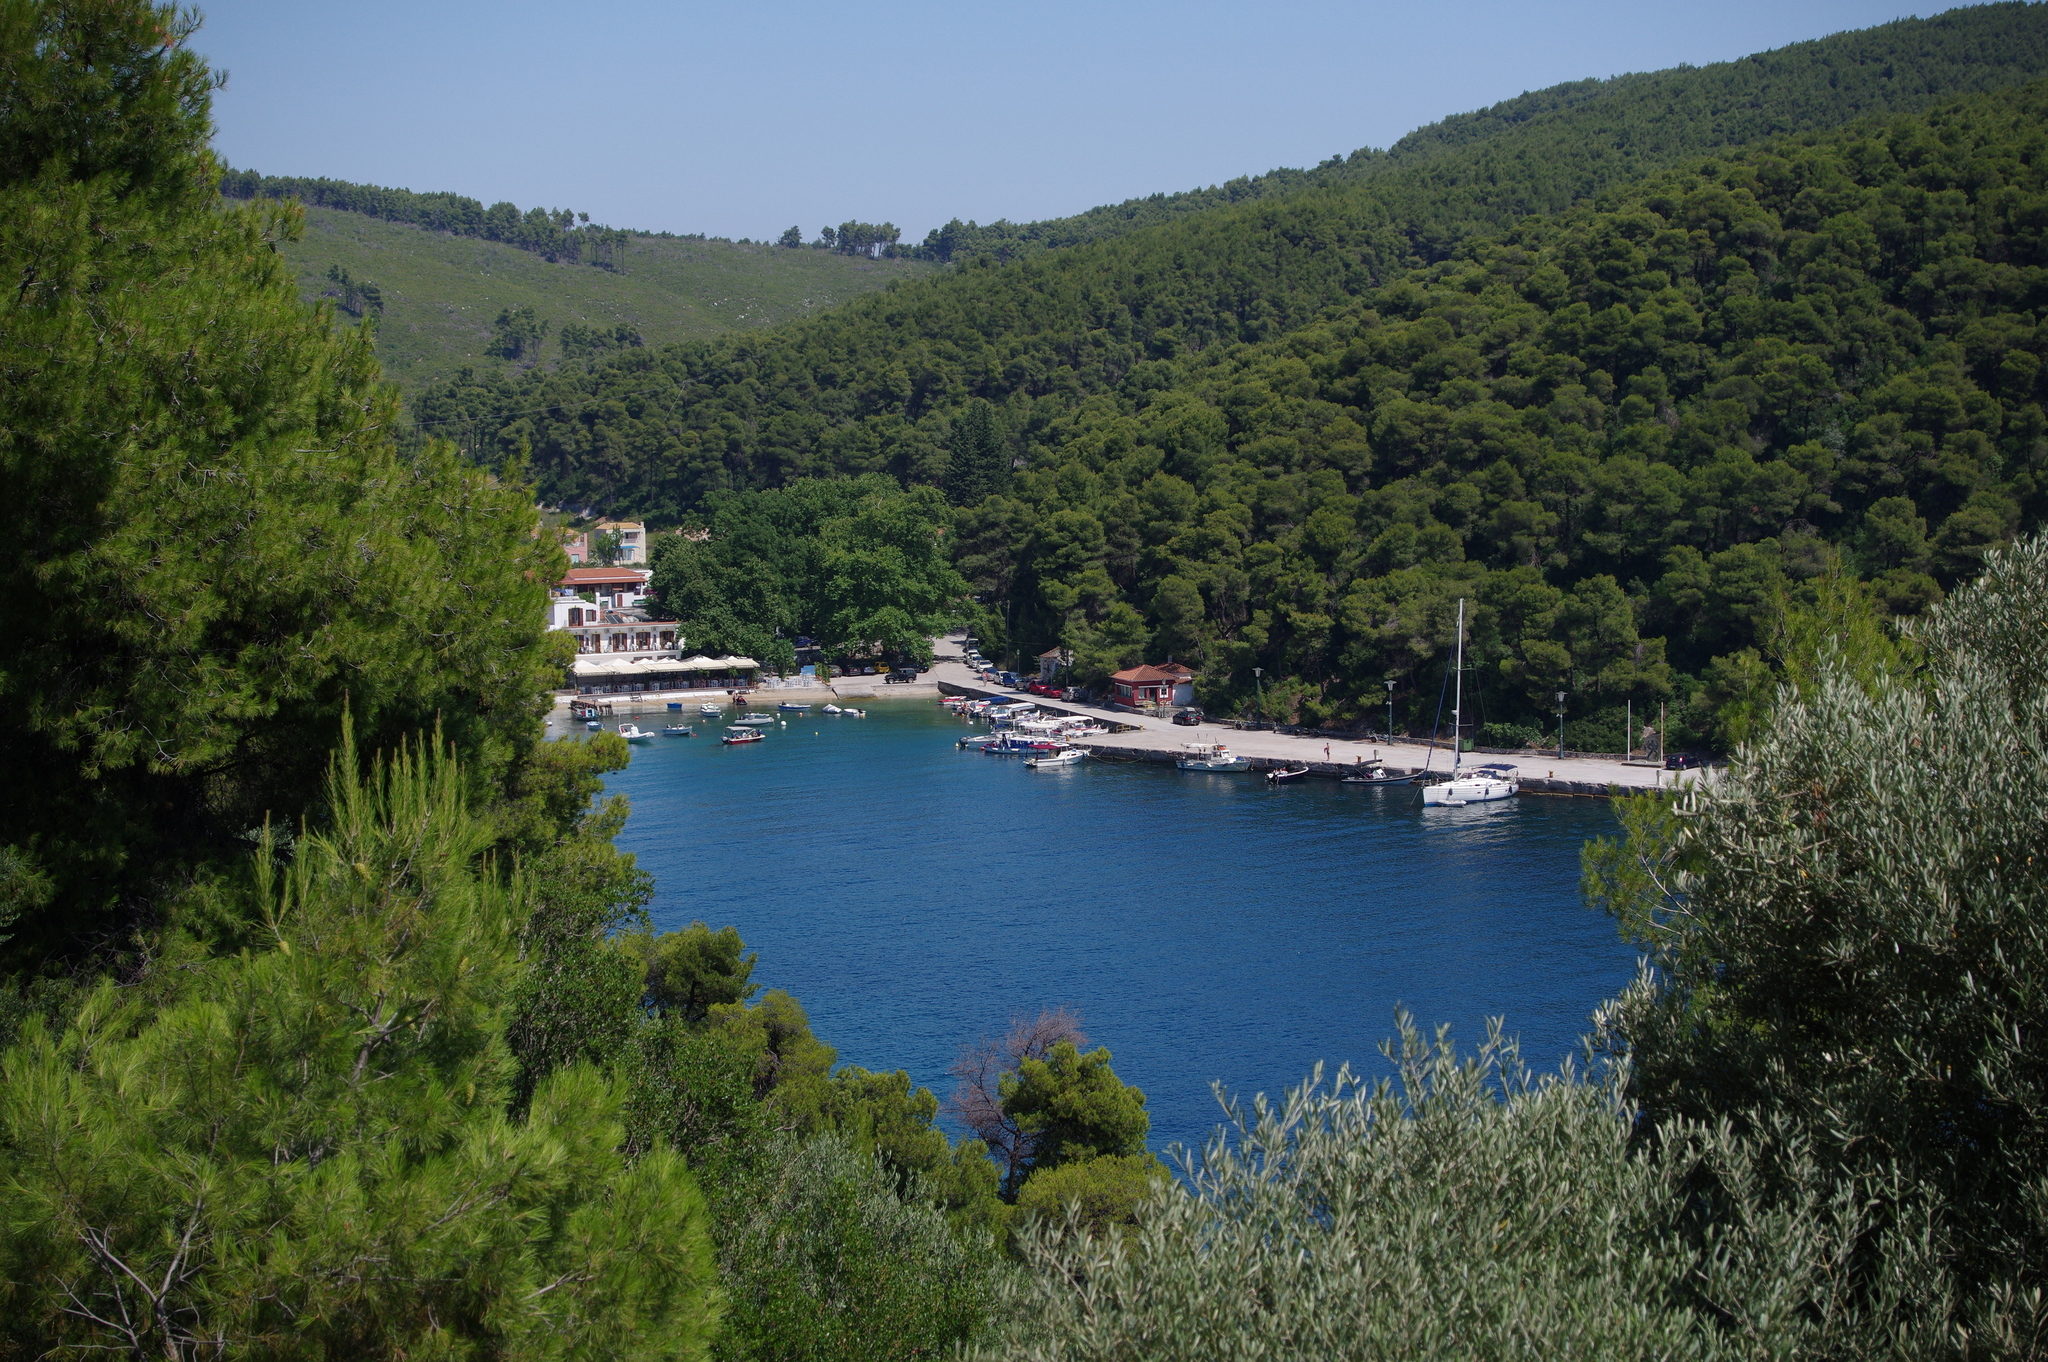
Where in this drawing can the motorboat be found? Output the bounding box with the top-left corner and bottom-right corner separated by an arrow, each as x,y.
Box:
666,701 -> 683,711
663,724 -> 694,737
731,713 -> 777,726
778,701 -> 810,712
720,728 -> 765,745
1178,742 -> 1251,773
823,704 -> 842,714
958,734 -> 1000,750
1266,765 -> 1310,783
842,708 -> 865,717
1025,747 -> 1086,768
1342,763 -> 1420,786
1422,598 -> 1519,807
699,703 -> 723,717
584,719 -> 602,731
616,724 -> 654,743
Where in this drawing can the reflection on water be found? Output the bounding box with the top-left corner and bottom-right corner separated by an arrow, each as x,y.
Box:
598,700 -> 1635,1154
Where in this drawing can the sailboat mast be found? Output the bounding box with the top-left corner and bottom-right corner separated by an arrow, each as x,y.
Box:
1451,598 -> 1465,774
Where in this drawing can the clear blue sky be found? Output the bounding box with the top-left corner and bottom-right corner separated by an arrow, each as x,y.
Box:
192,0 -> 1941,243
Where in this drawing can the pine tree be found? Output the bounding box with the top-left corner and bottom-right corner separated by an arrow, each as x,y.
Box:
943,400 -> 1007,506
0,0 -> 561,961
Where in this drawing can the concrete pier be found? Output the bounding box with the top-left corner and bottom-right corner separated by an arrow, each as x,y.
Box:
924,646 -> 1691,798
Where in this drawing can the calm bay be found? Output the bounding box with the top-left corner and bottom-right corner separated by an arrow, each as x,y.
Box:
601,698 -> 1638,1155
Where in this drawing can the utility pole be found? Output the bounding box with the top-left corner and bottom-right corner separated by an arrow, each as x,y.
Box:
1384,679 -> 1396,741
1556,691 -> 1567,761
1253,667 -> 1264,719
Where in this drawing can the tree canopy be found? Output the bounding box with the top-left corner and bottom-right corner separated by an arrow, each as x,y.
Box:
0,0 -> 561,963
646,475 -> 966,667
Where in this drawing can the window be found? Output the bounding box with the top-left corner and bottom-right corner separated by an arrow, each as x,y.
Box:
568,607 -> 584,626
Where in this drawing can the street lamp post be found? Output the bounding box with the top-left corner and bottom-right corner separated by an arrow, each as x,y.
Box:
1253,667 -> 1264,719
1556,691 -> 1567,761
1384,679 -> 1396,741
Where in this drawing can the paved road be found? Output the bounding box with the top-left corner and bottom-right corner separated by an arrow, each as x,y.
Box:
925,643 -> 1680,793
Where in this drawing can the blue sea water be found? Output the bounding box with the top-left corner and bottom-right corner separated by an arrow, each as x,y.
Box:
598,699 -> 1637,1157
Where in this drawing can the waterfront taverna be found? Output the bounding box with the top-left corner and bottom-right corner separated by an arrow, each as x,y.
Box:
548,574 -> 758,697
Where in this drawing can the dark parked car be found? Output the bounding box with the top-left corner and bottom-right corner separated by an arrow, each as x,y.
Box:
1172,708 -> 1205,726
885,667 -> 920,683
1664,751 -> 1709,770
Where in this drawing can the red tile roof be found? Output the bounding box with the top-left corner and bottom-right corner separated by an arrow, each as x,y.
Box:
561,567 -> 650,587
1110,665 -> 1182,684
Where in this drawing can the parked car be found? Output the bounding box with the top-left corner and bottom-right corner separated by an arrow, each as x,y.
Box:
1664,751 -> 1709,770
885,667 -> 920,683
1172,708 -> 1205,726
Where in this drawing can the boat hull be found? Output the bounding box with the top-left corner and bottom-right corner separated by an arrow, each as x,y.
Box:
1421,779 -> 1518,806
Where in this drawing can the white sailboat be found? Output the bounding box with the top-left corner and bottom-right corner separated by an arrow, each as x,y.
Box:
1422,598 -> 1518,807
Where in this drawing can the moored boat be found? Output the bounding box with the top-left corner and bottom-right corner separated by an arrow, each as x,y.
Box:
699,703 -> 723,717
1422,762 -> 1520,806
1025,747 -> 1086,768
1422,598 -> 1519,808
732,713 -> 776,726
617,724 -> 654,743
663,724 -> 694,736
1266,765 -> 1310,783
778,701 -> 810,712
823,704 -> 842,714
1341,762 -> 1420,786
1178,742 -> 1251,773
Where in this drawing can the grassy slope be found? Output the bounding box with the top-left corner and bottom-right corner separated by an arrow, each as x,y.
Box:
280,207 -> 935,387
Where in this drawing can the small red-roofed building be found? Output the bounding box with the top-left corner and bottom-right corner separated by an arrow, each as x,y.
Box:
1110,664 -> 1197,709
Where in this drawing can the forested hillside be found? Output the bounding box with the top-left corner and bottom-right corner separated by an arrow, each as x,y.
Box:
923,1 -> 2048,261
963,83 -> 2048,750
12,3 -> 2048,1356
413,2 -> 2048,522
279,204 -> 929,387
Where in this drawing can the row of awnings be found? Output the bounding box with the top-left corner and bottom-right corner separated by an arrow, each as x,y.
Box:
571,654 -> 759,678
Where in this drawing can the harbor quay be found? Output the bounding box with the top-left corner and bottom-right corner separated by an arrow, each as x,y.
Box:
924,652 -> 1687,797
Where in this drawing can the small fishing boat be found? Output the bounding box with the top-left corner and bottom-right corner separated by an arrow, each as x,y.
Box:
585,719 -> 602,731
720,728 -> 765,745
663,724 -> 694,737
1178,743 -> 1250,773
1265,765 -> 1310,783
842,708 -> 866,717
778,701 -> 810,712
958,734 -> 999,749
699,703 -> 723,717
616,724 -> 654,743
667,701 -> 684,711
823,704 -> 842,714
1025,747 -> 1086,768
731,713 -> 776,726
